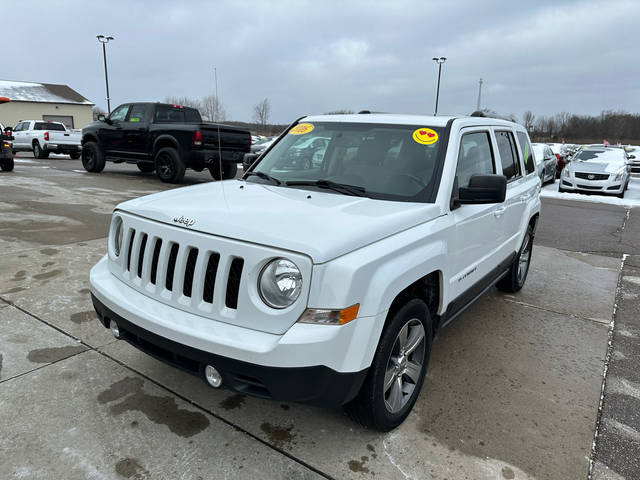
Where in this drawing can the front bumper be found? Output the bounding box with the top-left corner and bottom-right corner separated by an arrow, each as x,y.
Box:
89,256 -> 373,406
560,174 -> 624,194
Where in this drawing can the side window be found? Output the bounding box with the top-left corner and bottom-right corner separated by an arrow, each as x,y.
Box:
516,131 -> 535,175
495,130 -> 520,180
34,122 -> 45,131
126,104 -> 148,123
109,105 -> 129,122
455,131 -> 495,188
13,123 -> 23,131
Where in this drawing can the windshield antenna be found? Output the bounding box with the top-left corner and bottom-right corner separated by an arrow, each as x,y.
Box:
214,66 -> 229,208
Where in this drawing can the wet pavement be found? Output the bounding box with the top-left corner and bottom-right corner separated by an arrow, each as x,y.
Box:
0,155 -> 637,479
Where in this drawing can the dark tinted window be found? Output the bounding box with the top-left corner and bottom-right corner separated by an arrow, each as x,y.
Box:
34,122 -> 65,131
496,130 -> 520,180
516,131 -> 535,175
154,105 -> 202,123
456,131 -> 495,188
127,104 -> 149,123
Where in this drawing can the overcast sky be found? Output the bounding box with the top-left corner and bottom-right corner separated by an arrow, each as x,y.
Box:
4,0 -> 639,123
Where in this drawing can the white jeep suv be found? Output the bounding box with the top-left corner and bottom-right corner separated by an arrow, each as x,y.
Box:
90,113 -> 540,431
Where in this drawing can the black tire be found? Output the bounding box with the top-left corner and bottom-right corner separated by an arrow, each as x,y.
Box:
81,141 -> 106,173
154,147 -> 185,183
1,157 -> 14,171
33,142 -> 48,159
69,152 -> 80,160
344,299 -> 432,432
209,162 -> 238,181
497,225 -> 534,293
558,184 -> 566,193
136,162 -> 154,173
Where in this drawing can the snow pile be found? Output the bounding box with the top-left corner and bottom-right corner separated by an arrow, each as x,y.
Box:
0,80 -> 93,105
540,177 -> 640,207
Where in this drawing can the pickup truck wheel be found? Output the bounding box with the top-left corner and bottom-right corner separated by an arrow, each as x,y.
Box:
81,141 -> 106,173
136,162 -> 154,173
209,162 -> 238,180
155,147 -> 185,183
69,152 -> 80,160
33,142 -> 48,159
497,225 -> 533,293
1,158 -> 14,171
344,299 -> 432,431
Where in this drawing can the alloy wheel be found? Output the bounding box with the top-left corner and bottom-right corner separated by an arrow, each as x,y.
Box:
517,233 -> 532,283
383,319 -> 426,414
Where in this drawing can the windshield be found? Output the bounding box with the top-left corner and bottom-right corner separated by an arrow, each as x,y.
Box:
248,122 -> 445,202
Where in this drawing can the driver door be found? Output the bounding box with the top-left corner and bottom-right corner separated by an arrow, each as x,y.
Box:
98,104 -> 130,156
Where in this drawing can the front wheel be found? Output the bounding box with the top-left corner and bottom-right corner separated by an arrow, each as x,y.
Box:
344,299 -> 432,431
154,147 -> 185,183
497,225 -> 533,293
81,141 -> 106,172
1,158 -> 14,171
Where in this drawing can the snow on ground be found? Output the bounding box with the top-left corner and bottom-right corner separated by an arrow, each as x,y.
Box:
541,175 -> 640,208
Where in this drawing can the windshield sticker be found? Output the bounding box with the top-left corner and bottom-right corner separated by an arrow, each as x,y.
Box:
289,123 -> 314,135
412,128 -> 438,145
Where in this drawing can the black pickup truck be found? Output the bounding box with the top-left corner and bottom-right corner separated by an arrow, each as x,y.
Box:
81,102 -> 251,183
0,129 -> 13,172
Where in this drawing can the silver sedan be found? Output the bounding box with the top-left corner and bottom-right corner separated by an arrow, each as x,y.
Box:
559,147 -> 631,198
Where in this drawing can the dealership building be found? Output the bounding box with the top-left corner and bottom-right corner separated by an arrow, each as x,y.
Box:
0,80 -> 94,130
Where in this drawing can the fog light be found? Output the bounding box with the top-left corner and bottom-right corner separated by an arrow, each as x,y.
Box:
109,320 -> 121,339
204,365 -> 222,388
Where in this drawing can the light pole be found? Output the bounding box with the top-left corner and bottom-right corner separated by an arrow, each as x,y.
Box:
96,35 -> 114,114
432,56 -> 446,116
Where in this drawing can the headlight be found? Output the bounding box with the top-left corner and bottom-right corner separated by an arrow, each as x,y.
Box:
111,216 -> 123,256
562,167 -> 570,177
258,258 -> 302,309
614,172 -> 623,181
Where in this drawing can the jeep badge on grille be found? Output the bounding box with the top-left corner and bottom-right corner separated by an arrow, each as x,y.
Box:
173,216 -> 196,227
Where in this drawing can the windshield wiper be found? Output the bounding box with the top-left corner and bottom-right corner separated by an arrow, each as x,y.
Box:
285,179 -> 367,197
245,171 -> 281,185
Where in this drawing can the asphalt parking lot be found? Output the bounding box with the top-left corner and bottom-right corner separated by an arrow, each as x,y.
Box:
1,155 -> 639,479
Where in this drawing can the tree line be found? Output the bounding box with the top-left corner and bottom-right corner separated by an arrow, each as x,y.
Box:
522,110 -> 640,144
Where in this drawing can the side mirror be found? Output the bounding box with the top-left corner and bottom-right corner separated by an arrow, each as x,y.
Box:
98,114 -> 106,122
458,174 -> 507,204
243,153 -> 260,168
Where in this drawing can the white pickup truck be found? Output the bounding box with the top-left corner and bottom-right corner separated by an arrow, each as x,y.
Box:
89,113 -> 541,431
11,120 -> 81,159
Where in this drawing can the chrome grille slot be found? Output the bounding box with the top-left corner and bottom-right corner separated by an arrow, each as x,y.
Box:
150,239 -> 162,285
203,253 -> 220,304
183,248 -> 199,298
225,258 -> 244,309
165,243 -> 179,291
137,234 -> 148,278
126,228 -> 136,272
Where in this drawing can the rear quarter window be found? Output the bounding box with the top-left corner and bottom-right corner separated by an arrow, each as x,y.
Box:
495,130 -> 521,180
516,131 -> 535,175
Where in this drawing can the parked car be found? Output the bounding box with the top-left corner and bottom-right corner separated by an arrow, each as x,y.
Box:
11,120 -> 81,159
547,143 -> 569,178
531,143 -> 557,184
624,145 -> 640,172
81,103 -> 251,183
89,113 -> 540,431
559,147 -> 631,197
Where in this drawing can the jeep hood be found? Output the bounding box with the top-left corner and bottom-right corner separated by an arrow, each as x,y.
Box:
117,181 -> 442,263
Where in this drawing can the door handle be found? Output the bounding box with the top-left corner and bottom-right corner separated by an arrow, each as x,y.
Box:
494,206 -> 506,217
520,193 -> 530,201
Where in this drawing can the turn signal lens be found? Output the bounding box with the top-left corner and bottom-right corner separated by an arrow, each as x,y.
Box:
298,304 -> 360,325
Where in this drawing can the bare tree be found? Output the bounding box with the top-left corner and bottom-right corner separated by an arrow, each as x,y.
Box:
522,111 -> 535,131
92,106 -> 106,120
200,94 -> 226,122
252,98 -> 271,132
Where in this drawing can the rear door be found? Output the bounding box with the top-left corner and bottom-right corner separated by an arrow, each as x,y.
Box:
448,128 -> 505,301
498,129 -> 536,255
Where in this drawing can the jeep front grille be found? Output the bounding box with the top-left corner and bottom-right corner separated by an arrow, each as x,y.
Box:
121,226 -> 244,311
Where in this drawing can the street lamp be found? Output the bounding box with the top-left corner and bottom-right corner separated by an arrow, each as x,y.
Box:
432,56 -> 446,116
96,35 -> 114,114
